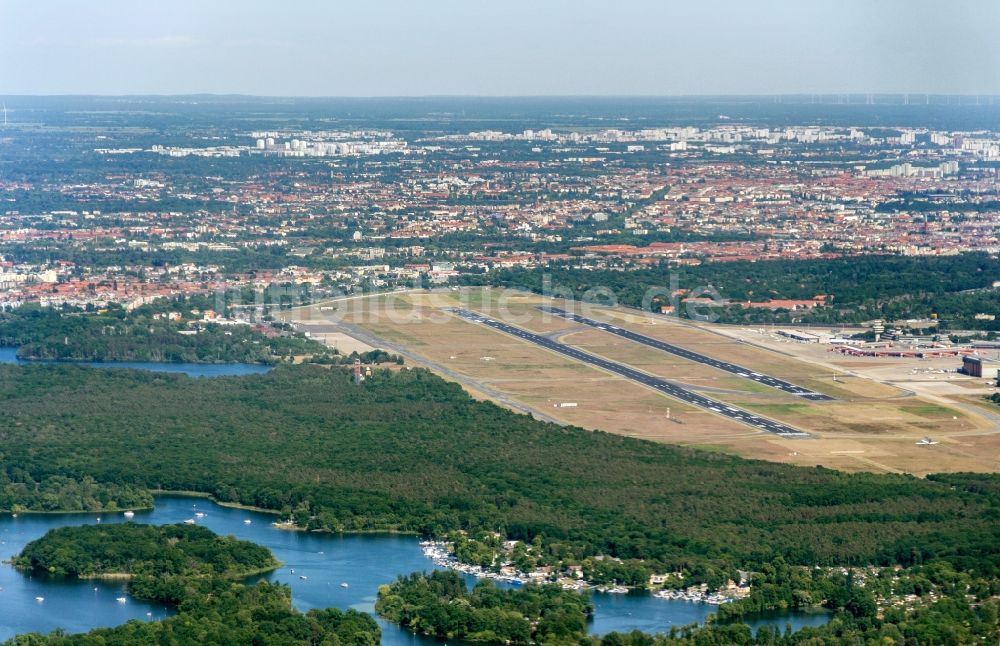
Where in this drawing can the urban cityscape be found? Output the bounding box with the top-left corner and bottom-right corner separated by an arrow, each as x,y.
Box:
0,2 -> 997,645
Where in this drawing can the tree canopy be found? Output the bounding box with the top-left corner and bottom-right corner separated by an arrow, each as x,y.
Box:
0,363 -> 996,580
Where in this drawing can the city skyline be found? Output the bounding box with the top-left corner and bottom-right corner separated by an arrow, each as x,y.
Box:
1,0 -> 998,96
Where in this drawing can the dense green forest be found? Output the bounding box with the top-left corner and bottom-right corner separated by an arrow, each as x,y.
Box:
471,252 -> 1000,329
0,470 -> 152,513
0,364 -> 996,582
7,524 -> 380,645
0,299 -> 330,364
15,523 -> 278,580
716,558 -> 998,622
0,298 -> 403,366
376,571 -> 593,644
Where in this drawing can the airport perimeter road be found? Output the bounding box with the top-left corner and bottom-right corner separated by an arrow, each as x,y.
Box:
540,306 -> 834,401
447,308 -> 811,439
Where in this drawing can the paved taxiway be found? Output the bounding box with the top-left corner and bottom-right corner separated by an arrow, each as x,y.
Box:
447,308 -> 811,439
540,306 -> 833,401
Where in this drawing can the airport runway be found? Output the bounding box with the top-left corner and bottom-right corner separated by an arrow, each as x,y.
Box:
447,308 -> 811,439
540,306 -> 833,401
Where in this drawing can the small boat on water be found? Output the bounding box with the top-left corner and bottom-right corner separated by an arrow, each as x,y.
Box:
243,519 -> 252,525
299,575 -> 308,580
35,596 -> 44,602
123,511 -> 135,519
195,512 -> 206,518
183,519 -> 196,525
340,582 -> 349,588
116,597 -> 127,603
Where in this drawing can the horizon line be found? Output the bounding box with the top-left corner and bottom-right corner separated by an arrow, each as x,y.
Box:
3,92 -> 1000,100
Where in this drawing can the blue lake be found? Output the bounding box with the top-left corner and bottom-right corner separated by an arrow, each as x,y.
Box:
0,347 -> 272,378
0,496 -> 830,643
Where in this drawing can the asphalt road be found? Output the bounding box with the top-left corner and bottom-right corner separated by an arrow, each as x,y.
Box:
447,308 -> 811,439
540,306 -> 834,401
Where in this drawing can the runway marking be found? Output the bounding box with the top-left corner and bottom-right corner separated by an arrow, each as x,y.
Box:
446,308 -> 811,439
540,306 -> 834,401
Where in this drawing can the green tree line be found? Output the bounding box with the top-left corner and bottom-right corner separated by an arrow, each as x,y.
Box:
376,570 -> 593,645
0,364 -> 996,581
1,470 -> 151,514
471,252 -> 1000,329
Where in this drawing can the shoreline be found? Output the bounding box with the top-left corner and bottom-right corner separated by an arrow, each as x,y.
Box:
269,519 -> 419,536
419,540 -> 748,606
5,490 -> 420,537
81,572 -> 134,581
1,345 -> 275,367
10,562 -> 282,583
149,490 -> 282,515
155,492 -> 417,536
3,505 -> 154,516
13,357 -> 274,367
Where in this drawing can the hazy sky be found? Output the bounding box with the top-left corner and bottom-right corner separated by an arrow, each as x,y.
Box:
2,0 -> 998,96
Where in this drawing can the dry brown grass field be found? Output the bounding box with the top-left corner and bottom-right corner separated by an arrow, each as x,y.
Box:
284,288 -> 1000,476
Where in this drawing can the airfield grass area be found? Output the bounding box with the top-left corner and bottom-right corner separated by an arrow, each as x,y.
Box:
589,307 -> 905,400
287,288 -> 1000,476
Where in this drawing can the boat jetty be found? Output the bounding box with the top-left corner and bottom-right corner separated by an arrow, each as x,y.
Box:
421,540 -> 530,585
420,540 -> 743,604
653,586 -> 738,605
